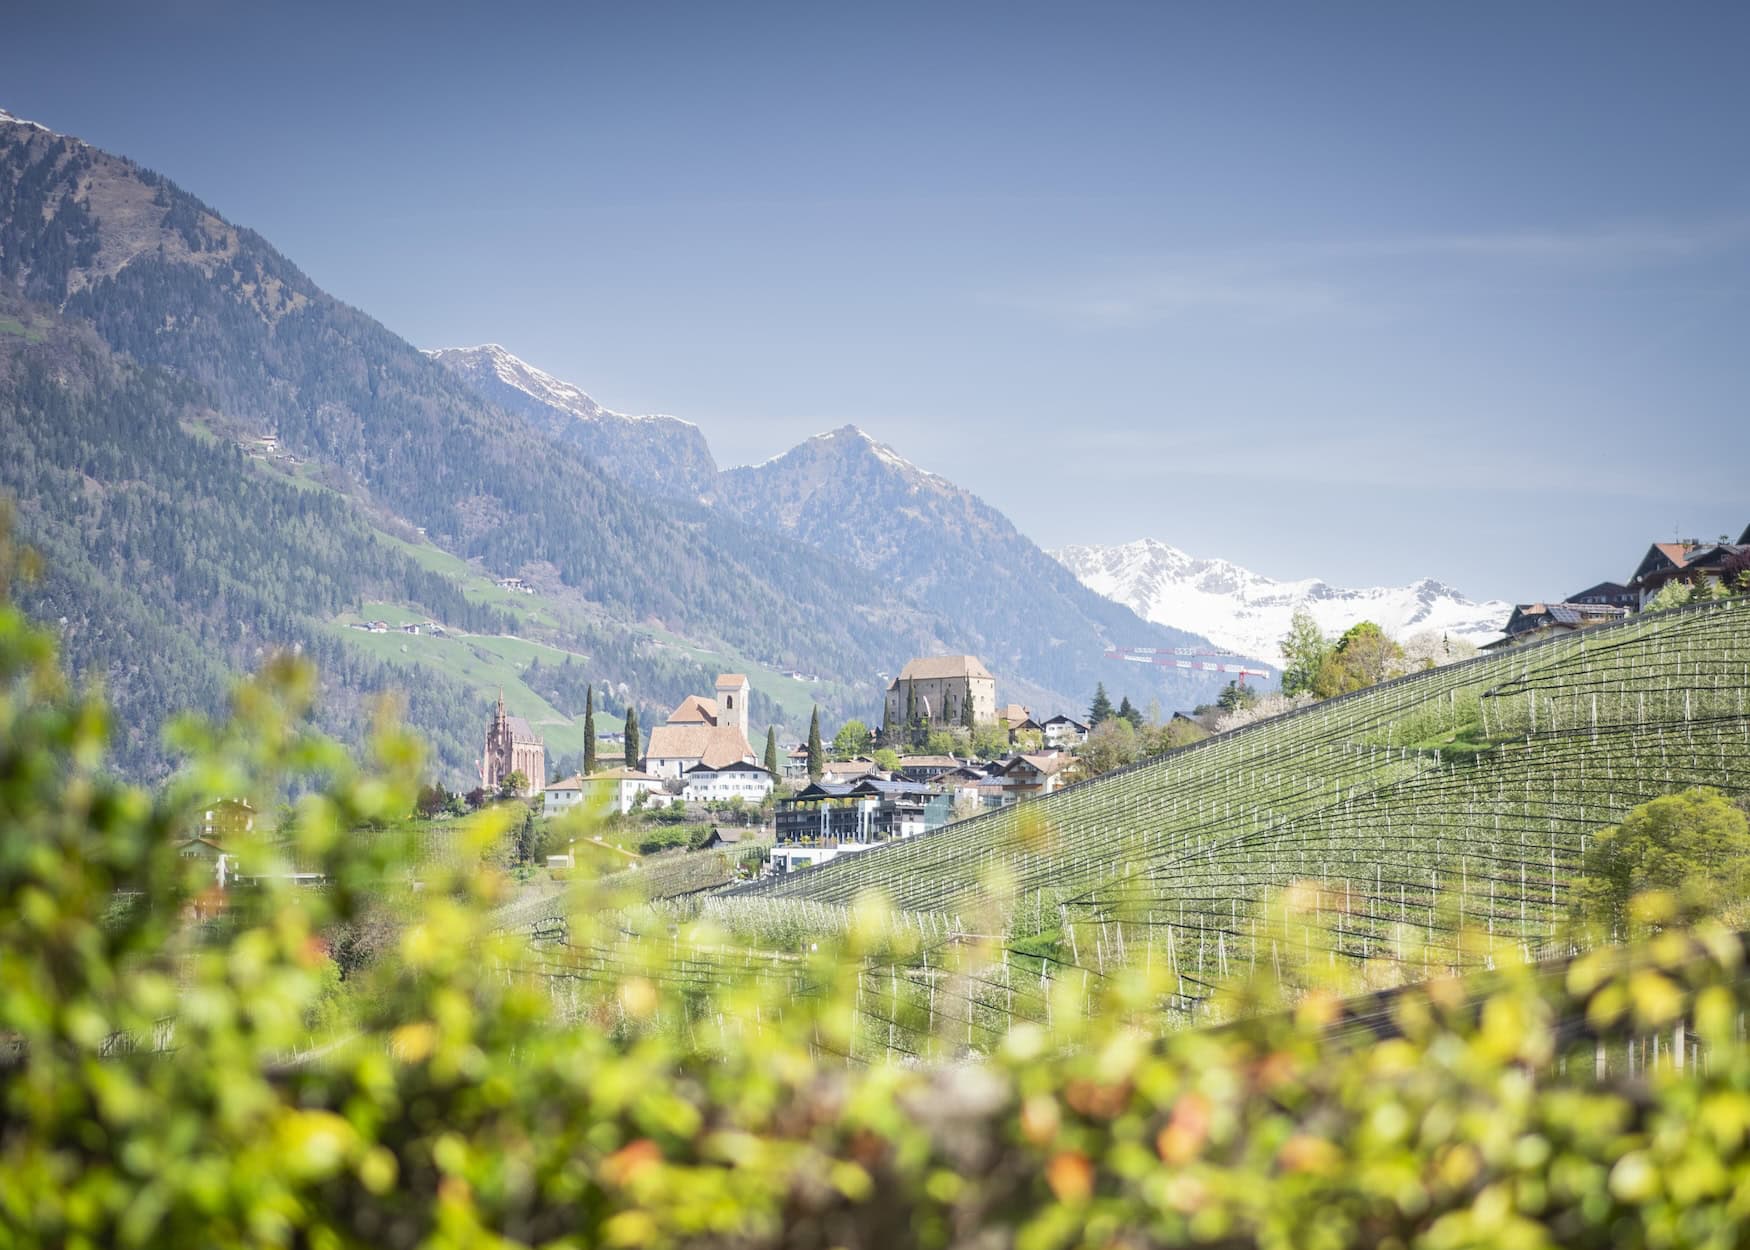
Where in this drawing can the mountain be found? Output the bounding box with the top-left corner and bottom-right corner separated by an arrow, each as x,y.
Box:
715,427 -> 1235,712
1053,538 -> 1509,664
425,344 -> 717,497
0,106 -> 960,777
0,102 -> 1238,783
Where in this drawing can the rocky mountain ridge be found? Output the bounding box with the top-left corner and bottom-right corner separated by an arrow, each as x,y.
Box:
425,344 -> 717,496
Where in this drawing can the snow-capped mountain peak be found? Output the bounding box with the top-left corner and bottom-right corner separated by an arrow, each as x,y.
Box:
0,108 -> 53,134
1052,538 -> 1509,664
427,344 -> 717,495
424,344 -> 694,428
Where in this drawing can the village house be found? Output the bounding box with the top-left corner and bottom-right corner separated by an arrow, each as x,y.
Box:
1566,582 -> 1638,610
987,752 -> 1073,801
642,674 -> 757,779
999,703 -> 1032,730
881,655 -> 998,740
1040,713 -> 1090,750
682,759 -> 775,804
1626,529 -> 1750,606
782,745 -> 812,784
197,797 -> 256,841
894,754 -> 962,784
547,767 -> 666,816
819,756 -> 881,785
770,779 -> 951,874
481,691 -> 545,797
1483,602 -> 1629,651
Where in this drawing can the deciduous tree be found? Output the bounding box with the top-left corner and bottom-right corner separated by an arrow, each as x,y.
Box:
1578,788 -> 1750,933
1280,608 -> 1331,698
832,719 -> 873,758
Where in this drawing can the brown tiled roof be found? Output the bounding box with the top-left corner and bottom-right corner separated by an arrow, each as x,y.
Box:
645,723 -> 753,769
582,767 -> 663,783
1653,543 -> 1694,567
1000,703 -> 1031,725
894,655 -> 993,682
666,695 -> 719,725
715,673 -> 748,685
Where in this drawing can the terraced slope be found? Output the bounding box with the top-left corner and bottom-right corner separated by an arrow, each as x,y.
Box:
724,600 -> 1750,969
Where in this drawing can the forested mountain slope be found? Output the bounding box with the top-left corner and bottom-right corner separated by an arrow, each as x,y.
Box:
0,109 -> 987,772
0,111 -> 949,676
0,293 -> 508,775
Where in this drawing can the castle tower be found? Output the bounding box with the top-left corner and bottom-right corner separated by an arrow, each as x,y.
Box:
715,673 -> 750,739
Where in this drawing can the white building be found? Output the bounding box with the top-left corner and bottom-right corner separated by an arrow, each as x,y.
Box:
546,768 -> 666,817
682,760 -> 775,804
642,674 -> 757,779
1040,714 -> 1089,750
770,841 -> 872,874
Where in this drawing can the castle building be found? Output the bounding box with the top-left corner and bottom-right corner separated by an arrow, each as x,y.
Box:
882,655 -> 997,740
481,691 -> 545,797
642,674 -> 757,780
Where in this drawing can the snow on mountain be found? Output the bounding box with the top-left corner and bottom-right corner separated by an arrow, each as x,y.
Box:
425,344 -> 696,427
1052,538 -> 1509,664
0,108 -> 52,133
427,344 -> 717,495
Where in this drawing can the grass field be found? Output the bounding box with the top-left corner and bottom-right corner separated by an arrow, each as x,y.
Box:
328,614 -> 596,758
0,314 -> 46,342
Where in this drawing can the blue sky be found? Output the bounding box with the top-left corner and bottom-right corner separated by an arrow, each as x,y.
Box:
6,1 -> 1748,600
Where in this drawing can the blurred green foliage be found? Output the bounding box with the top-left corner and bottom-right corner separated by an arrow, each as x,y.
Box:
8,518 -> 1750,1249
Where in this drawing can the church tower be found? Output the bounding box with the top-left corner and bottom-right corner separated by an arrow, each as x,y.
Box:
715,673 -> 750,739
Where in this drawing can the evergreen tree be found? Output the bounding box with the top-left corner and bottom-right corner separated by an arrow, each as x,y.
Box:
1088,682 -> 1114,727
1117,695 -> 1144,728
962,697 -> 975,730
623,704 -> 640,771
583,686 -> 597,776
807,707 -> 824,781
763,726 -> 779,777
1216,681 -> 1257,713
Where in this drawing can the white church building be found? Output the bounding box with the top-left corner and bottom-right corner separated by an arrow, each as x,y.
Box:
642,674 -> 758,780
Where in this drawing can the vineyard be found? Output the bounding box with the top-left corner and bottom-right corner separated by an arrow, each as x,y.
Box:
565,597 -> 1750,1053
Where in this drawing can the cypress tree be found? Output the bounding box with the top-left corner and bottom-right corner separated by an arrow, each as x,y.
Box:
583,686 -> 597,776
807,707 -> 823,781
763,726 -> 779,777
623,704 -> 639,771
